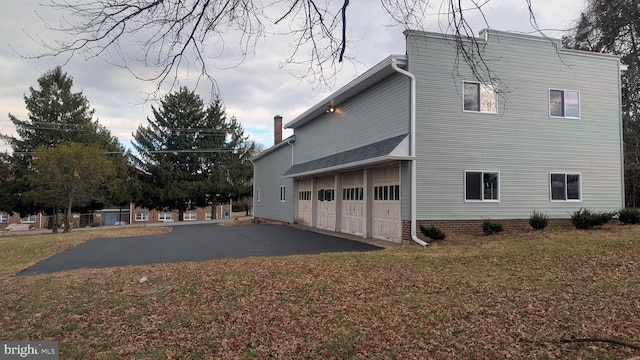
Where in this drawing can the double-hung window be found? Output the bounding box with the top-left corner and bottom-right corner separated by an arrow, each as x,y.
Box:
550,172 -> 581,201
549,89 -> 580,118
465,171 -> 500,201
463,81 -> 497,113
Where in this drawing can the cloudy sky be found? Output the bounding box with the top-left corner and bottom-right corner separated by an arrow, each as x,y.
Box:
0,0 -> 586,152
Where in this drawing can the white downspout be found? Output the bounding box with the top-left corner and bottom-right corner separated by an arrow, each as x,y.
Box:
391,57 -> 428,246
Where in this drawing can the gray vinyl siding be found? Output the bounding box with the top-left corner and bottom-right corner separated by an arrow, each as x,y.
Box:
407,31 -> 623,220
253,145 -> 295,223
293,74 -> 410,164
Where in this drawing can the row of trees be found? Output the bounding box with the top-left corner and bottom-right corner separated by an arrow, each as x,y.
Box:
0,67 -> 255,232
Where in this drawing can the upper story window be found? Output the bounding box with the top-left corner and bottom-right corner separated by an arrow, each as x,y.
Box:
549,89 -> 580,118
550,172 -> 581,201
463,81 -> 497,113
280,186 -> 286,202
465,171 -> 500,202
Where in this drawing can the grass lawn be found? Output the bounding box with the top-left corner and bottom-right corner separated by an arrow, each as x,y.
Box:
0,224 -> 639,359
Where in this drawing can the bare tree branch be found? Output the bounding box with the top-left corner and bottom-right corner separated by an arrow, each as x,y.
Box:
20,0 -> 553,95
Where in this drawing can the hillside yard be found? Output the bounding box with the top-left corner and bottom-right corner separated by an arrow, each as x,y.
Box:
0,225 -> 639,359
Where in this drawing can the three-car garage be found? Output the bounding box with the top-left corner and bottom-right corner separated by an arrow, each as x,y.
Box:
293,164 -> 402,243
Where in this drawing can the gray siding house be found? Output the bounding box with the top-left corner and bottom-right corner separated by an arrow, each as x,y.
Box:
252,29 -> 624,244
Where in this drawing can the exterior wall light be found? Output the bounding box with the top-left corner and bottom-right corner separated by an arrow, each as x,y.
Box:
326,106 -> 335,113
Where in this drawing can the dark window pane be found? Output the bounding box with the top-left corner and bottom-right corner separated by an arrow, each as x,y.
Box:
483,173 -> 499,200
464,82 -> 479,111
466,172 -> 482,200
550,90 -> 564,116
318,189 -> 324,201
394,185 -> 400,200
551,173 -> 566,200
567,174 -> 580,199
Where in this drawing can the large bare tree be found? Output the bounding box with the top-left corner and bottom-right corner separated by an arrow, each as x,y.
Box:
30,0 -> 539,93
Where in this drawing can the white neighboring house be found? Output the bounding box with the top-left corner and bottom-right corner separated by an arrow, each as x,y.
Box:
253,29 -> 625,244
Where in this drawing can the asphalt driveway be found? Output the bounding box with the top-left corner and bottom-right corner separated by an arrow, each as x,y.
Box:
18,223 -> 382,276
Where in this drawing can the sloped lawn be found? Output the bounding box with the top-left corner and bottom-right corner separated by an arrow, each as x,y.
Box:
0,225 -> 638,359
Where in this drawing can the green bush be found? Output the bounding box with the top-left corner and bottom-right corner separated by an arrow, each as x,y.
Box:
419,225 -> 446,241
482,219 -> 504,235
570,208 -> 615,229
529,210 -> 549,230
618,208 -> 640,225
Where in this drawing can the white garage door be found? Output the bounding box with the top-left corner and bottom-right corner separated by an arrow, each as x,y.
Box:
296,179 -> 312,225
340,171 -> 365,236
315,176 -> 336,231
372,165 -> 401,242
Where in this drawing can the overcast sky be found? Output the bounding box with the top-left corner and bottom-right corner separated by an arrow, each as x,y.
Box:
0,0 -> 587,152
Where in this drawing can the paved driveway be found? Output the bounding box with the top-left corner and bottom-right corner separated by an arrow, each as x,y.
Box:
18,223 -> 382,276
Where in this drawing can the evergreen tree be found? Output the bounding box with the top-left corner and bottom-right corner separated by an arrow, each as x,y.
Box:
563,0 -> 640,206
3,66 -> 120,154
132,88 -> 255,218
0,66 -> 130,215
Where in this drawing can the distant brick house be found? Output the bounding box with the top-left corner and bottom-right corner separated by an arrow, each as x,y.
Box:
0,201 -> 233,231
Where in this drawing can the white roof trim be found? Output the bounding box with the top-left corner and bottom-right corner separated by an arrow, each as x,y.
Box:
281,155 -> 414,178
284,55 -> 408,129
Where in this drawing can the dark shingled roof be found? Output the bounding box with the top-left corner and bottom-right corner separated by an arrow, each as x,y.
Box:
283,134 -> 408,176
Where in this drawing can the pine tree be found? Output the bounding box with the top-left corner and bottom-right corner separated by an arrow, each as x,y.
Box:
0,66 -> 129,215
132,87 -> 255,218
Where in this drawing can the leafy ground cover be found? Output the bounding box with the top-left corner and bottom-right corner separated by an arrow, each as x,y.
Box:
0,225 -> 638,359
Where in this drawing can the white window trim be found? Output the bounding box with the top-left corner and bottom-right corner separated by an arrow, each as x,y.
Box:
0,213 -> 8,223
464,170 -> 501,202
134,212 -> 149,222
549,89 -> 581,119
280,185 -> 286,202
158,212 -> 173,221
549,172 -> 582,202
21,214 -> 37,223
462,81 -> 498,114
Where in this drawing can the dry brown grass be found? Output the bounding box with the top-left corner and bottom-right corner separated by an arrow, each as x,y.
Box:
0,224 -> 638,359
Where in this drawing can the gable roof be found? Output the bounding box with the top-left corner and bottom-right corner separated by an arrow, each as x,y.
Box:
284,55 -> 408,130
282,134 -> 412,178
251,135 -> 295,162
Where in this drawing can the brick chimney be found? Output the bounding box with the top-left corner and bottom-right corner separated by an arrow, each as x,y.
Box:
274,114 -> 283,145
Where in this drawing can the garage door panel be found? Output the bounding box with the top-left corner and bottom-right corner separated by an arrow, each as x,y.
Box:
340,171 -> 365,236
372,165 -> 401,242
296,179 -> 312,225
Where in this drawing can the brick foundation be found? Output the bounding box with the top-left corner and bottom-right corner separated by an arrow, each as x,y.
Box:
403,218 -> 574,243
